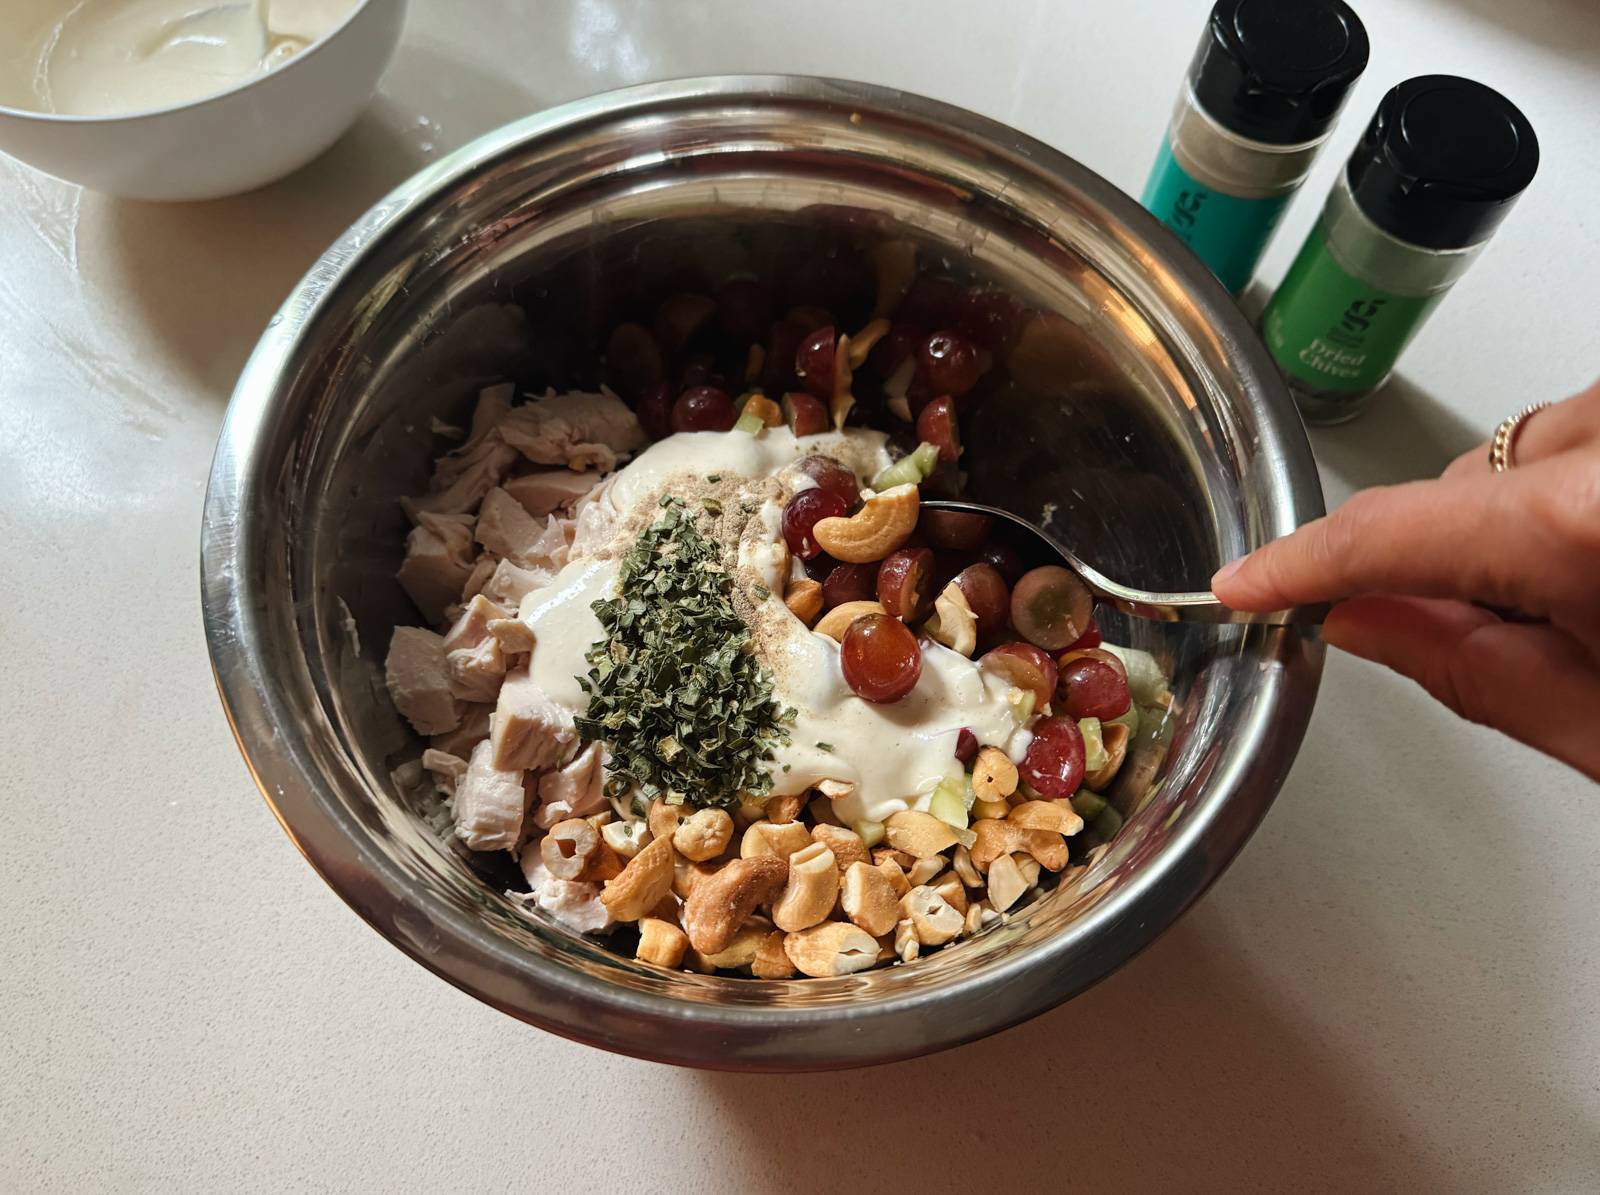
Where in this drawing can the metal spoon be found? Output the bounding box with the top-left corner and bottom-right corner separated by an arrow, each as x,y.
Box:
921,499 -> 1327,626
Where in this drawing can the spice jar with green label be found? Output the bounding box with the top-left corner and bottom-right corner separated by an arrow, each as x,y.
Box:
1261,76 -> 1540,424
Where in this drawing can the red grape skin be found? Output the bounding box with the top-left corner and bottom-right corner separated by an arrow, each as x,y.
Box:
823,561 -> 878,608
868,321 -> 925,377
1057,659 -> 1131,720
794,456 -> 861,509
915,396 -> 962,462
841,614 -> 922,703
783,393 -> 830,437
1010,566 -> 1093,651
670,386 -> 735,433
876,548 -> 936,622
637,381 -> 674,441
1021,717 -> 1086,798
1057,646 -> 1127,684
763,320 -> 805,392
915,330 -> 982,398
1064,620 -> 1103,652
795,326 -> 838,399
977,542 -> 1024,585
979,643 -> 1058,710
920,509 -> 992,551
954,564 -> 1009,639
955,728 -> 979,765
781,489 -> 848,559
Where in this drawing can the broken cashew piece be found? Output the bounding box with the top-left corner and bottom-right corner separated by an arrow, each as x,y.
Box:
969,818 -> 1069,873
884,809 -> 959,859
635,917 -> 689,968
751,930 -> 797,979
923,581 -> 977,657
682,855 -> 789,955
901,885 -> 965,947
739,819 -> 813,861
813,601 -> 887,642
985,853 -> 1028,912
672,807 -> 735,862
783,921 -> 881,978
971,746 -> 1019,803
1084,721 -> 1131,791
841,860 -> 899,937
783,578 -> 824,627
540,818 -> 599,881
600,834 -> 678,922
811,823 -> 871,873
812,485 -> 919,564
1007,799 -> 1084,837
765,792 -> 806,825
893,917 -> 919,963
771,842 -> 841,932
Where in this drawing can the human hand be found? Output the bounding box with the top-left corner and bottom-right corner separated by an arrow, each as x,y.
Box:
1212,379 -> 1600,781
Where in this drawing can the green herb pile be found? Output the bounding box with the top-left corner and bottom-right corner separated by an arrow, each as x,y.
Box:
577,497 -> 793,809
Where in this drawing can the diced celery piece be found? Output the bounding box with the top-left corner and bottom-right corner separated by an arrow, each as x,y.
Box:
733,410 -> 766,435
1092,805 -> 1124,839
1078,717 -> 1105,772
870,441 -> 939,490
1013,689 -> 1037,723
928,777 -> 969,830
1100,643 -> 1170,707
1106,703 -> 1141,737
853,819 -> 886,848
1071,790 -> 1107,820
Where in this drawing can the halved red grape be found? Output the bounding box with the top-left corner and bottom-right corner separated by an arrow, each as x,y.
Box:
955,728 -> 979,765
716,278 -> 773,343
977,542 -> 1024,585
899,276 -> 964,328
803,551 -> 839,582
876,548 -> 935,622
1065,620 -> 1103,652
670,386 -> 736,433
763,320 -> 805,392
823,561 -> 878,608
1057,646 -> 1127,683
637,381 -> 674,441
920,508 -> 992,551
841,614 -> 922,703
979,642 -> 1058,709
678,353 -> 717,390
795,456 -> 860,508
781,489 -> 848,559
783,392 -> 830,437
1011,566 -> 1093,650
795,326 -> 837,399
954,564 -> 1009,639
1021,716 -> 1086,798
604,322 -> 664,401
653,292 -> 716,353
915,330 -> 982,398
1058,658 -> 1131,721
916,395 -> 962,462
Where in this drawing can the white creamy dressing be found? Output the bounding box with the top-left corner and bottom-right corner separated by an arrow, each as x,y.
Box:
514,427 -> 1027,825
10,0 -> 357,116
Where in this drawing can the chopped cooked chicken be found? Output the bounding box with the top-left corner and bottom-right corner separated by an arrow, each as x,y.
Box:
396,512 -> 477,625
447,638 -> 506,703
480,558 -> 552,608
475,487 -> 572,571
401,435 -> 519,521
502,469 -> 603,517
421,748 -> 469,797
453,740 -> 529,852
568,475 -> 621,559
533,741 -> 609,829
491,666 -> 578,772
443,594 -> 509,653
519,849 -> 613,933
459,555 -> 499,603
495,390 -> 646,473
429,702 -> 493,758
488,617 -> 536,654
385,627 -> 462,735
467,382 -> 515,442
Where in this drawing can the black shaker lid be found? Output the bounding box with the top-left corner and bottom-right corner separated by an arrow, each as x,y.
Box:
1346,75 -> 1540,250
1189,0 -> 1369,145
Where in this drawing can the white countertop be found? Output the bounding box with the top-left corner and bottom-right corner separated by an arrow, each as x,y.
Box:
3,1 -> 1596,1190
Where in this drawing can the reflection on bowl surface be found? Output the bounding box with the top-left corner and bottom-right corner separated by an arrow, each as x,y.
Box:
201,76 -> 1325,1070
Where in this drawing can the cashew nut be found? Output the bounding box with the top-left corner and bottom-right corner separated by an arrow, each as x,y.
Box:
682,855 -> 789,955
972,797 -> 1010,822
811,823 -> 871,874
893,917 -> 919,963
841,861 -> 899,937
771,842 -> 840,932
739,819 -> 813,861
1084,721 -> 1132,791
692,921 -> 771,971
813,600 -> 887,642
540,818 -> 598,880
884,809 -> 959,859
969,817 -> 1069,872
985,852 -> 1028,912
765,792 -> 806,825
952,844 -> 983,888
740,393 -> 783,428
1013,851 -> 1042,889
872,846 -> 916,873
782,921 -> 881,978
901,885 -> 964,947
931,872 -> 969,917
907,855 -> 944,887
971,746 -> 1019,803
811,484 -> 920,563
647,798 -> 683,842
1007,799 -> 1084,837
783,578 -> 824,627
924,580 -> 977,656
875,856 -> 911,899
601,819 -> 649,859
635,917 -> 688,968
751,930 -> 797,979
672,807 -> 735,862
965,899 -> 998,936
599,834 -> 677,922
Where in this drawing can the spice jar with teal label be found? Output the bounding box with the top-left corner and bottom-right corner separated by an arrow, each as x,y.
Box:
1142,0 -> 1368,295
1262,76 -> 1540,424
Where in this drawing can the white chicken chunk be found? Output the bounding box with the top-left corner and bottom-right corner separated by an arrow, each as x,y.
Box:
421,748 -> 469,797
467,382 -> 515,441
442,595 -> 511,703
495,390 -> 645,473
533,741 -> 609,829
475,488 -> 572,572
401,435 -> 519,521
502,469 -> 603,517
429,702 -> 493,758
518,849 -> 613,933
385,626 -> 462,735
480,558 -> 553,608
459,555 -> 499,604
396,512 -> 477,625
453,740 -> 529,852
491,666 -> 578,772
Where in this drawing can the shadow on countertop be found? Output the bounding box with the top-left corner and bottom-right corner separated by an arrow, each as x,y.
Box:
1308,374 -> 1484,504
1447,0 -> 1600,62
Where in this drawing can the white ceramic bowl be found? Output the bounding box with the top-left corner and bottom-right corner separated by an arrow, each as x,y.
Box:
0,0 -> 405,201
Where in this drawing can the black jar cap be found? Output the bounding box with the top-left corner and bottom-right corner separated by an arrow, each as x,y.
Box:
1345,76 -> 1540,250
1189,0 -> 1369,145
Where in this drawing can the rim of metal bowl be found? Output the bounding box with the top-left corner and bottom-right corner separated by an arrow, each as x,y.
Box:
201,74 -> 1324,1070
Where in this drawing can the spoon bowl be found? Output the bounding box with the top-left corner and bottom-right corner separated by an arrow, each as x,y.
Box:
922,499 -> 1327,626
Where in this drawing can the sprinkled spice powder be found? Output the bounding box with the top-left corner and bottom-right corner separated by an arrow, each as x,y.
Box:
577,496 -> 793,809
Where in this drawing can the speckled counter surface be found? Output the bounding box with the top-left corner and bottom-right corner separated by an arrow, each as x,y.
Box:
2,2 -> 1596,1190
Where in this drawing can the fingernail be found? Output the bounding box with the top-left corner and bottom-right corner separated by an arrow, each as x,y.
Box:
1212,558 -> 1245,589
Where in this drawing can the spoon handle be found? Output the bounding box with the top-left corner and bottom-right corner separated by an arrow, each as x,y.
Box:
1090,586 -> 1328,626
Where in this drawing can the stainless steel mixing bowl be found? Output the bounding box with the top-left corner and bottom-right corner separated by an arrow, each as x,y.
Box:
201,76 -> 1324,1070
